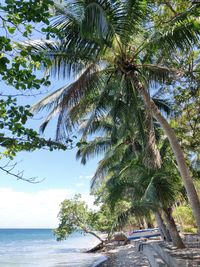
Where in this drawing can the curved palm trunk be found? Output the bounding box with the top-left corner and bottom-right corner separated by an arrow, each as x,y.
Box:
144,111 -> 161,169
163,208 -> 185,249
155,211 -> 171,242
130,76 -> 200,233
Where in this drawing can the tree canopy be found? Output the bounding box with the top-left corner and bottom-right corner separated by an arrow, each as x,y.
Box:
27,0 -> 200,233
0,0 -> 69,180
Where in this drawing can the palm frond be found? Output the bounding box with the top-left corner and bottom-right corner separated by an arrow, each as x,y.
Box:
52,1 -> 84,24
153,173 -> 180,207
80,117 -> 113,136
31,63 -> 97,113
59,63 -> 103,109
151,19 -> 200,52
23,38 -> 96,78
76,137 -> 112,164
30,84 -> 67,113
139,64 -> 177,86
124,0 -> 149,37
91,141 -> 125,190
152,98 -> 171,115
117,201 -> 153,227
81,0 -> 127,45
79,88 -> 111,139
39,105 -> 61,133
31,64 -> 104,139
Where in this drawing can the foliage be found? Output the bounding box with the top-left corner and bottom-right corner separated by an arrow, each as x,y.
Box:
0,0 -> 54,90
75,110 -> 184,236
54,194 -> 129,241
173,205 -> 197,233
23,0 -> 200,232
29,0 -> 197,137
54,194 -> 90,241
0,97 -> 67,159
0,0 -> 70,174
91,200 -> 132,233
55,194 -> 117,241
101,143 -> 183,226
29,0 -> 200,175
172,86 -> 200,176
89,204 -> 114,233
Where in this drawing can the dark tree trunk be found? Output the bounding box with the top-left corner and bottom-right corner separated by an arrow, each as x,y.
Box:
155,211 -> 172,242
163,208 -> 185,248
140,217 -> 146,228
85,230 -> 104,243
86,242 -> 104,253
83,228 -> 105,252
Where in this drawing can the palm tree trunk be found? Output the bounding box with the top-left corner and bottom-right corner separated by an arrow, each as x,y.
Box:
144,110 -> 161,169
137,217 -> 145,228
163,208 -> 185,248
130,76 -> 200,232
155,211 -> 172,242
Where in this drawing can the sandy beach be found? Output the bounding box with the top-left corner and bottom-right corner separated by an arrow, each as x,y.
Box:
98,243 -> 150,267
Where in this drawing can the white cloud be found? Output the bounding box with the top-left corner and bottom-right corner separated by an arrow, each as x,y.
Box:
0,187 -> 96,228
81,193 -> 97,210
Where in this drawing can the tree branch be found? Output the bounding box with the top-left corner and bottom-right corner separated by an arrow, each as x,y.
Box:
163,1 -> 177,15
0,161 -> 44,183
82,226 -> 104,243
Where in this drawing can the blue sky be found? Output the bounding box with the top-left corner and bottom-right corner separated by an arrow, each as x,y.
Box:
0,3 -> 101,228
0,75 -> 100,228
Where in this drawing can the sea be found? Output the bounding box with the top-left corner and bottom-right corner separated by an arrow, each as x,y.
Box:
0,229 -> 107,267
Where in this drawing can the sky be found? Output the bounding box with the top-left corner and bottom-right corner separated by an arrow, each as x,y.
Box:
0,4 -> 102,229
0,74 -> 100,229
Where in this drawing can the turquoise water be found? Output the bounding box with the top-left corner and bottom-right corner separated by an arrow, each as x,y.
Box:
0,229 -> 105,267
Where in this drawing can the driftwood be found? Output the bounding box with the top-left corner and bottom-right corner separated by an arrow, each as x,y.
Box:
86,232 -> 130,253
86,242 -> 105,253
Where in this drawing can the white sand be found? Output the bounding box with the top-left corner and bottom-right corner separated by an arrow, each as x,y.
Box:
100,244 -> 150,267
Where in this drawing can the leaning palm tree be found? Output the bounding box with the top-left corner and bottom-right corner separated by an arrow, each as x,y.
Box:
76,114 -> 186,248
100,143 -> 186,248
28,1 -> 200,229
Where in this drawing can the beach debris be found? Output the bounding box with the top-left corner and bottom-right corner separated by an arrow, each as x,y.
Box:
111,232 -> 130,245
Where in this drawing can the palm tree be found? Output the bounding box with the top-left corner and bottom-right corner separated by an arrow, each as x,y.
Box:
99,142 -> 186,248
28,0 -> 200,230
75,111 -> 186,248
155,211 -> 171,242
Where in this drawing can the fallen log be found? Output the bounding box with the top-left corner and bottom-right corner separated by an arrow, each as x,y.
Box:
86,242 -> 105,253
